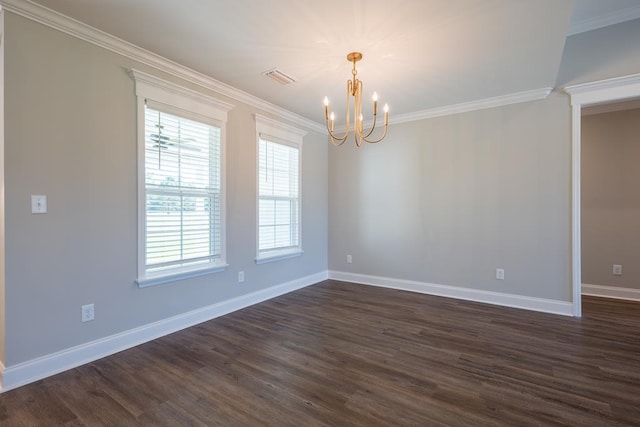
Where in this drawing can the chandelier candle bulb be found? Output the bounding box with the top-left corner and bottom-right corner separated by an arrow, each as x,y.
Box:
323,96 -> 329,118
384,104 -> 389,125
373,92 -> 378,115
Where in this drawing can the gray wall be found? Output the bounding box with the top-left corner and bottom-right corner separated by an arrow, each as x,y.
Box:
2,12 -> 327,366
581,108 -> 640,289
327,16 -> 640,304
328,92 -> 572,301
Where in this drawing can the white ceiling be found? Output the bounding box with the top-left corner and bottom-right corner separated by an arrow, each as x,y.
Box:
21,0 -> 640,125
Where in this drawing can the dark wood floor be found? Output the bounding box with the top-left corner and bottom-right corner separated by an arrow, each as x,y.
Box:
1,280 -> 640,426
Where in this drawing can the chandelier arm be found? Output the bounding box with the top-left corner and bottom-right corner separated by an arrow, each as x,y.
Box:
362,112 -> 378,139
358,81 -> 379,140
325,123 -> 349,145
325,79 -> 354,144
361,123 -> 388,144
327,129 -> 349,145
330,136 -> 348,146
325,117 -> 350,143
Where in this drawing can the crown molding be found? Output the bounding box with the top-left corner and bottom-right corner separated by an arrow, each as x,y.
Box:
334,86 -> 553,133
0,0 -> 325,134
564,73 -> 640,106
389,87 -> 553,125
1,0 -> 590,133
564,73 -> 640,95
568,4 -> 640,36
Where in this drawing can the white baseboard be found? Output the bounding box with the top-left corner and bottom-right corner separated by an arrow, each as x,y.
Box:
582,283 -> 640,301
0,271 -> 328,393
329,271 -> 574,317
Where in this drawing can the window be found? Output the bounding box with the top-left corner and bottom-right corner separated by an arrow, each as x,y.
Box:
130,69 -> 233,287
255,115 -> 306,263
144,108 -> 221,273
258,139 -> 299,251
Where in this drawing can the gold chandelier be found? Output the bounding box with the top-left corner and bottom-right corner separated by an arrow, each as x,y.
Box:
323,52 -> 389,147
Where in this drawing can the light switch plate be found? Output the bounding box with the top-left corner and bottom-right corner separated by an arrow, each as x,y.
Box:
31,195 -> 47,214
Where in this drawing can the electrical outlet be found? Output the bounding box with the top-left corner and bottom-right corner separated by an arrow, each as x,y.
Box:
613,264 -> 622,276
31,195 -> 47,214
496,268 -> 505,280
238,271 -> 245,283
347,254 -> 352,264
81,304 -> 94,322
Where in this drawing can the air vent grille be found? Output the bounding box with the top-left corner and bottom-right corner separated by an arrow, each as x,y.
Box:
263,68 -> 296,85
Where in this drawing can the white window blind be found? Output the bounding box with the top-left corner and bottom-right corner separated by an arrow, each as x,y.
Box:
258,137 -> 300,255
144,107 -> 222,274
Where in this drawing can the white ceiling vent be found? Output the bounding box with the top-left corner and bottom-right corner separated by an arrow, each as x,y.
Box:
263,68 -> 296,85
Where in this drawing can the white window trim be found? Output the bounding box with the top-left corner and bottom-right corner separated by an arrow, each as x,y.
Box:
129,69 -> 234,287
254,114 -> 306,264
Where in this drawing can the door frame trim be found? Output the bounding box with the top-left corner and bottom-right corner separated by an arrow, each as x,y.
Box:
564,73 -> 640,317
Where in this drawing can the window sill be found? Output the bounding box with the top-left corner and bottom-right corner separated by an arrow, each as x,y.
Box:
255,249 -> 303,265
136,264 -> 228,288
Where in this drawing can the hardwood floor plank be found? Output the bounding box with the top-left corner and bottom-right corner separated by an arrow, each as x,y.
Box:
0,381 -> 77,425
2,281 -> 640,426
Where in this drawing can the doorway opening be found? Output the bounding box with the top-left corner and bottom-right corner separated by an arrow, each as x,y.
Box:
565,74 -> 640,317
